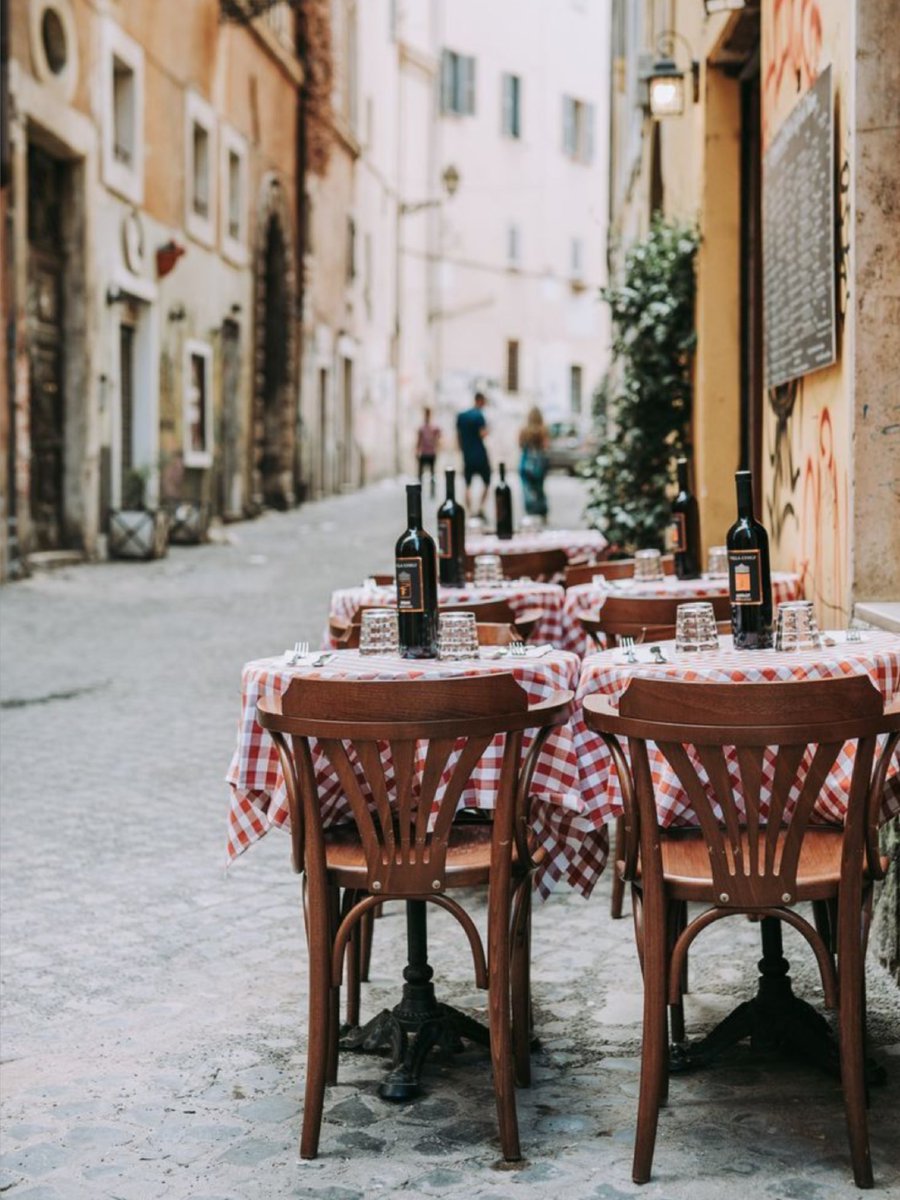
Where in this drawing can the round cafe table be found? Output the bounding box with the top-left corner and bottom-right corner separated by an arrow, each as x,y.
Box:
327,580 -> 567,648
466,527 -> 607,563
562,570 -> 804,655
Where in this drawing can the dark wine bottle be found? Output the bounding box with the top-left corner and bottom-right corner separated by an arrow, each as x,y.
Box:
670,457 -> 701,580
726,470 -> 773,650
395,483 -> 439,658
437,469 -> 467,586
495,462 -> 514,540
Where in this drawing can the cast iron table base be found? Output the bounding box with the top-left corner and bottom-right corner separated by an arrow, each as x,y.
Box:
340,899 -> 490,1101
670,917 -> 886,1086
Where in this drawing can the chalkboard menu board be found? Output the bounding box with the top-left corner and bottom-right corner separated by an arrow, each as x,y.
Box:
763,65 -> 836,389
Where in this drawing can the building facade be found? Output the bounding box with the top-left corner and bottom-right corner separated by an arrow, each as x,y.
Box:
1,0 -> 301,575
607,0 -> 899,621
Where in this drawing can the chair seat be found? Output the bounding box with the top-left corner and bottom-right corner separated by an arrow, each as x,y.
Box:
324,819 -> 540,889
627,826 -> 853,903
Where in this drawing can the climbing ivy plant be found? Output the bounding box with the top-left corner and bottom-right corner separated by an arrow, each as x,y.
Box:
584,218 -> 699,552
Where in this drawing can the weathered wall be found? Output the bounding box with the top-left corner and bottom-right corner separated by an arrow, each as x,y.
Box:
760,0 -> 853,625
852,0 -> 900,602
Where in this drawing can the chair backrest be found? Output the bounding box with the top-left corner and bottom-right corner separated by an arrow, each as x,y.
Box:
498,548 -> 568,581
597,593 -> 731,641
564,556 -> 675,588
597,676 -> 898,909
329,616 -> 359,648
477,622 -> 522,646
440,597 -> 518,625
258,675 -> 569,896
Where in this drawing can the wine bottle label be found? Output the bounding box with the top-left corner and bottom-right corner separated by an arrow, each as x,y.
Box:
396,557 -> 425,612
668,515 -> 686,553
728,550 -> 763,605
438,517 -> 452,558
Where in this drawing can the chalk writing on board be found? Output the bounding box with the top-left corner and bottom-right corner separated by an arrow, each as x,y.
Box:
763,65 -> 836,390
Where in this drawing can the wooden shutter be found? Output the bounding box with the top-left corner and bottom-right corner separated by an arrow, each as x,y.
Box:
463,55 -> 476,115
584,102 -> 595,163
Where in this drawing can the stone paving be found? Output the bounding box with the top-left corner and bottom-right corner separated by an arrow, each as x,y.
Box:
1,475 -> 898,1200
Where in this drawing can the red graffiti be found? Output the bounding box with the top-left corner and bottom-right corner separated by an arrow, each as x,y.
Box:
762,0 -> 824,148
797,408 -> 847,625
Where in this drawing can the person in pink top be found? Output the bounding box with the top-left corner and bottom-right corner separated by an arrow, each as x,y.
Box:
415,407 -> 442,497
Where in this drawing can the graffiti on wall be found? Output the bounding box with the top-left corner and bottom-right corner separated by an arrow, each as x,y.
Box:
836,156 -> 851,332
800,408 -> 847,624
762,0 -> 823,148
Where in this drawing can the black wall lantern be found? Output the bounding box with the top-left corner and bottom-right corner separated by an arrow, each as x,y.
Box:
647,32 -> 700,118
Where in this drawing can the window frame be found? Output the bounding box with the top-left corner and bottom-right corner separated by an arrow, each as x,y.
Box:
441,49 -> 476,116
185,89 -> 217,248
220,122 -> 249,265
101,18 -> 144,205
570,364 -> 584,415
507,223 -> 521,269
183,339 -> 214,469
562,95 -> 595,164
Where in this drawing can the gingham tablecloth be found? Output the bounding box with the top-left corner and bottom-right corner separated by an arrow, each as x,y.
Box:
226,648 -> 606,898
561,571 -> 804,655
466,528 -> 607,562
571,632 -> 900,870
328,581 -> 567,648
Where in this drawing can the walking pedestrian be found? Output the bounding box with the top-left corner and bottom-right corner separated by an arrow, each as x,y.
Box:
415,407 -> 442,497
456,391 -> 491,515
519,405 -> 550,521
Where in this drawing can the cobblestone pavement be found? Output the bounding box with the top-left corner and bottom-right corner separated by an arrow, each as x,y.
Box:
1,475 -> 898,1200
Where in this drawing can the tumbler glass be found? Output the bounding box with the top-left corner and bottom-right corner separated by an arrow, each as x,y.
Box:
473,553 -> 503,585
675,602 -> 720,652
358,608 -> 400,656
774,600 -> 820,651
706,546 -> 729,578
633,549 -> 664,582
437,612 -> 480,660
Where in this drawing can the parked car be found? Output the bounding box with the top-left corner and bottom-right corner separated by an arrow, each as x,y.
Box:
546,422 -> 597,474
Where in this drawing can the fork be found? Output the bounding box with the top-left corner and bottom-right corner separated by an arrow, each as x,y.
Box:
290,640 -> 310,664
618,635 -> 638,664
508,641 -> 526,657
846,628 -> 862,643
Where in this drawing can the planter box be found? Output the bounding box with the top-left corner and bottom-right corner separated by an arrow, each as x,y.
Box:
167,502 -> 209,546
108,509 -> 169,560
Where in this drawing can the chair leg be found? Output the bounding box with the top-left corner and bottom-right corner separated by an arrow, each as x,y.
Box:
325,888 -> 341,1085
299,889 -> 335,1160
487,881 -> 521,1161
344,891 -> 361,1028
610,816 -> 626,919
359,904 -> 378,983
510,878 -> 533,1087
632,885 -> 668,1185
836,897 -> 874,1188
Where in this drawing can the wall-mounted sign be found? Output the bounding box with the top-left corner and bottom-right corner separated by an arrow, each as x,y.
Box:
762,64 -> 836,390
122,209 -> 145,275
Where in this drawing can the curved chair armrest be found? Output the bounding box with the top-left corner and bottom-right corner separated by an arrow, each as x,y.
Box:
524,689 -> 575,729
866,730 -> 900,880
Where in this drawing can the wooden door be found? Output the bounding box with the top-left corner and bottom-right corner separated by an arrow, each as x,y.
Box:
220,318 -> 241,516
27,146 -> 66,549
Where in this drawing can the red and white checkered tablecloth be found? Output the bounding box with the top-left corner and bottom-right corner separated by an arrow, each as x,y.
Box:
226,648 -> 605,898
328,582 -> 567,649
467,528 -> 607,562
561,571 -> 804,655
571,632 -> 900,868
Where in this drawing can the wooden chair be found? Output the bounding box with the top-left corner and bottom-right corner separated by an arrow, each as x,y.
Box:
441,599 -> 541,642
581,593 -> 732,650
257,675 -> 573,1162
564,556 -> 675,589
369,572 -> 394,586
499,548 -> 568,582
477,622 -> 525,646
583,675 -> 900,1187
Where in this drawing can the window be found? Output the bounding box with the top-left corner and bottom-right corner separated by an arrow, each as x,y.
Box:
184,341 -> 213,467
346,216 -> 356,283
441,50 -> 476,116
562,96 -> 595,163
507,223 -> 520,268
185,91 -> 216,246
501,73 -> 521,138
570,364 -> 584,415
506,340 -> 520,394
101,19 -> 143,203
363,231 -> 373,316
220,124 -> 248,263
571,237 -> 584,279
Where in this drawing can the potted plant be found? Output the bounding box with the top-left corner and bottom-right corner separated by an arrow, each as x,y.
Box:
108,467 -> 169,560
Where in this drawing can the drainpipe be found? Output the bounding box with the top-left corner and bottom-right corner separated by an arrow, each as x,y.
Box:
1,0 -> 20,578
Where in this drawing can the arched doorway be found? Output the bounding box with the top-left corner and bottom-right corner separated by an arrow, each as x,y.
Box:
252,175 -> 298,509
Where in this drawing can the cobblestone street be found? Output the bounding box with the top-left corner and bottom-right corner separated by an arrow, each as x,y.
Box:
1,476 -> 898,1200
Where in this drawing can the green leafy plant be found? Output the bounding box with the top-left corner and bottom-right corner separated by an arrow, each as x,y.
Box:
121,467 -> 150,510
584,218 -> 699,551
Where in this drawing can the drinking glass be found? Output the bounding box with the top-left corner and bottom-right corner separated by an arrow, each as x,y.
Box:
473,553 -> 503,585
675,602 -> 720,652
774,600 -> 820,651
359,608 -> 400,656
706,546 -> 729,578
437,612 -> 479,660
633,549 -> 664,582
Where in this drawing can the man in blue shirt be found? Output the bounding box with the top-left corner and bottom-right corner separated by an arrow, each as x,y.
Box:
456,391 -> 491,515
